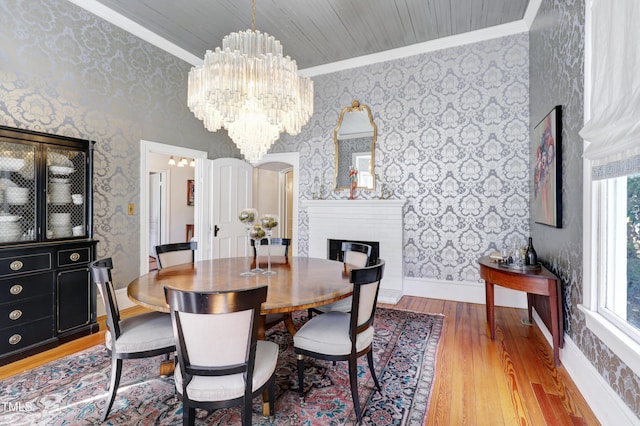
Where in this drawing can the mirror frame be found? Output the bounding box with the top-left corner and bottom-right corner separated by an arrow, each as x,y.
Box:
333,100 -> 377,191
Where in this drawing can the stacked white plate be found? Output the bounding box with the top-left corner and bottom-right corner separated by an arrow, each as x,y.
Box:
50,213 -> 71,238
49,182 -> 71,204
0,157 -> 25,172
5,187 -> 28,205
0,213 -> 22,242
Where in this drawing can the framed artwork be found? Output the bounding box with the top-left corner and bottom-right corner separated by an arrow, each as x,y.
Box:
187,179 -> 195,206
533,105 -> 562,228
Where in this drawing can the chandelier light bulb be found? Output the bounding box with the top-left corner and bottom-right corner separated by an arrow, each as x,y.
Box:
168,156 -> 176,165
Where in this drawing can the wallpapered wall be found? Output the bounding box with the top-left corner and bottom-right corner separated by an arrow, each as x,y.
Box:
275,33 -> 530,283
0,0 -> 239,287
529,0 -> 640,416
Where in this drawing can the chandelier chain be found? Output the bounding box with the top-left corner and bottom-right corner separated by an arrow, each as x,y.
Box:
251,0 -> 256,31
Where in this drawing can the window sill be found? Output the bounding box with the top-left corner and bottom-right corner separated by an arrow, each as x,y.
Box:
578,304 -> 640,377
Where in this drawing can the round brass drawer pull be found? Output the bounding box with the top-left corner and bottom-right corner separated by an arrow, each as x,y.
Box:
9,334 -> 22,345
9,284 -> 23,295
9,310 -> 22,320
10,260 -> 23,271
70,252 -> 81,262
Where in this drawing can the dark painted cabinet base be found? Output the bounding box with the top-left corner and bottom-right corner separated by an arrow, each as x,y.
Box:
0,240 -> 99,366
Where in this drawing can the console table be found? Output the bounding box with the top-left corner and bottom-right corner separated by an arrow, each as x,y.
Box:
478,256 -> 563,366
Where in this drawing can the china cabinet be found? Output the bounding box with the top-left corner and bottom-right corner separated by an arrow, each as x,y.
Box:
0,125 -> 97,365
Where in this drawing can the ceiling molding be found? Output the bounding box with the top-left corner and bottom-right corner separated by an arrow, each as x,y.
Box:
66,0 -> 203,66
69,0 -> 541,76
522,0 -> 544,30
300,21 -> 529,77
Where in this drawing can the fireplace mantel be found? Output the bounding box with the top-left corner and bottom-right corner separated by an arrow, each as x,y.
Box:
302,199 -> 406,303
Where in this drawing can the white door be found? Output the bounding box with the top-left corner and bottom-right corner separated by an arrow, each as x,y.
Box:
149,170 -> 168,257
209,158 -> 253,258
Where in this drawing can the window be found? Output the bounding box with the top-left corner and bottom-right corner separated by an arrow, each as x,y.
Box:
595,175 -> 640,343
580,0 -> 640,375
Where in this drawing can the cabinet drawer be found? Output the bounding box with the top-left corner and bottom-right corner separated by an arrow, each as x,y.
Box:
0,253 -> 51,277
0,272 -> 54,303
57,247 -> 91,267
0,317 -> 55,354
0,294 -> 53,329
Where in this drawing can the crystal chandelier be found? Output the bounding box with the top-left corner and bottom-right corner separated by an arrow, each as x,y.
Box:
187,0 -> 313,164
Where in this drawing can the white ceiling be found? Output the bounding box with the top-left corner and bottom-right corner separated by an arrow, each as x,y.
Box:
74,0 -> 537,75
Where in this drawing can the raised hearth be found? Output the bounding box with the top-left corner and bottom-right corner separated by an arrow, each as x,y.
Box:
303,199 -> 406,303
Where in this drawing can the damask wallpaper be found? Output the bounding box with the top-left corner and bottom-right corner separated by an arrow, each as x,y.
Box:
0,0 -> 239,287
529,0 -> 640,416
1,0 -> 635,417
275,33 -> 531,284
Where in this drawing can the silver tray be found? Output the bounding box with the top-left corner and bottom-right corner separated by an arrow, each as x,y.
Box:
499,262 -> 542,271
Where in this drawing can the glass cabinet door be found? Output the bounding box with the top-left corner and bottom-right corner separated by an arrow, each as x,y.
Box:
0,140 -> 37,243
46,147 -> 87,240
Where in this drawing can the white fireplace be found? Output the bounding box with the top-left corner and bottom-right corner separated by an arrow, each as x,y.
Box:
303,199 -> 406,303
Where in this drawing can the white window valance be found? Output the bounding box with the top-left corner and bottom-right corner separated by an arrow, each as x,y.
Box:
580,0 -> 640,177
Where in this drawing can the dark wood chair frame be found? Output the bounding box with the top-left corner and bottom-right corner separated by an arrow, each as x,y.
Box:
155,241 -> 197,269
90,258 -> 176,422
296,259 -> 385,425
164,285 -> 276,426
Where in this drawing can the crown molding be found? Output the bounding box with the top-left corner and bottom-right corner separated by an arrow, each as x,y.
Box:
69,0 -> 542,74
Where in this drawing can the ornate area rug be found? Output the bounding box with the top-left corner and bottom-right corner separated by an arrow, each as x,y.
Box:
0,308 -> 443,425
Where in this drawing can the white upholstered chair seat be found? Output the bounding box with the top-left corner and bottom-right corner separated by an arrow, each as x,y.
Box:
105,312 -> 175,353
314,296 -> 352,314
174,339 -> 278,402
294,311 -> 374,355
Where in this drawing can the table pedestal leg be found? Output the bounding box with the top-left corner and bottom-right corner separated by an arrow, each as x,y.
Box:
284,313 -> 297,336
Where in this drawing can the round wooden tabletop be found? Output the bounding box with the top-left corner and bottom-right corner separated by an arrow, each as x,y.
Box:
128,256 -> 353,314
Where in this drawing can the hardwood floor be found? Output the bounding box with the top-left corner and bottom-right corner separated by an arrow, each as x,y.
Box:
0,297 -> 599,425
378,297 -> 600,425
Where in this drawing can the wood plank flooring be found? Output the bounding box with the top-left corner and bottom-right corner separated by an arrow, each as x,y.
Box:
378,297 -> 599,425
0,297 -> 599,425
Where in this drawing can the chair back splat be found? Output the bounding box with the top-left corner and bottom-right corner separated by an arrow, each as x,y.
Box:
251,237 -> 291,258
89,258 -> 175,422
164,285 -> 279,425
155,241 -> 197,269
294,259 -> 385,425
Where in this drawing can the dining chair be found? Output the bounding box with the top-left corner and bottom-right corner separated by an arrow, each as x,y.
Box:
164,285 -> 279,426
308,242 -> 372,319
250,237 -> 291,331
294,259 -> 385,425
89,258 -> 176,422
251,237 -> 291,258
155,241 -> 197,269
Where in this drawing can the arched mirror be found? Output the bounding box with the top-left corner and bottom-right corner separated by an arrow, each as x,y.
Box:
334,100 -> 377,190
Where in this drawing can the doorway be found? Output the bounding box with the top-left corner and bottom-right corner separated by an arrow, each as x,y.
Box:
254,152 -> 300,256
139,141 -> 207,274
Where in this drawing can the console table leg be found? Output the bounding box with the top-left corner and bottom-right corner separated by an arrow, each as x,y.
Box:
485,281 -> 496,340
549,285 -> 560,366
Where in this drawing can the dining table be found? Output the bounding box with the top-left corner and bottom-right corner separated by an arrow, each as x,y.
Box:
128,255 -> 355,416
127,255 -> 354,338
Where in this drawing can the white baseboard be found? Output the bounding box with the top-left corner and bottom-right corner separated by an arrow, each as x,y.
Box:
403,277 -> 528,308
532,310 -> 640,425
